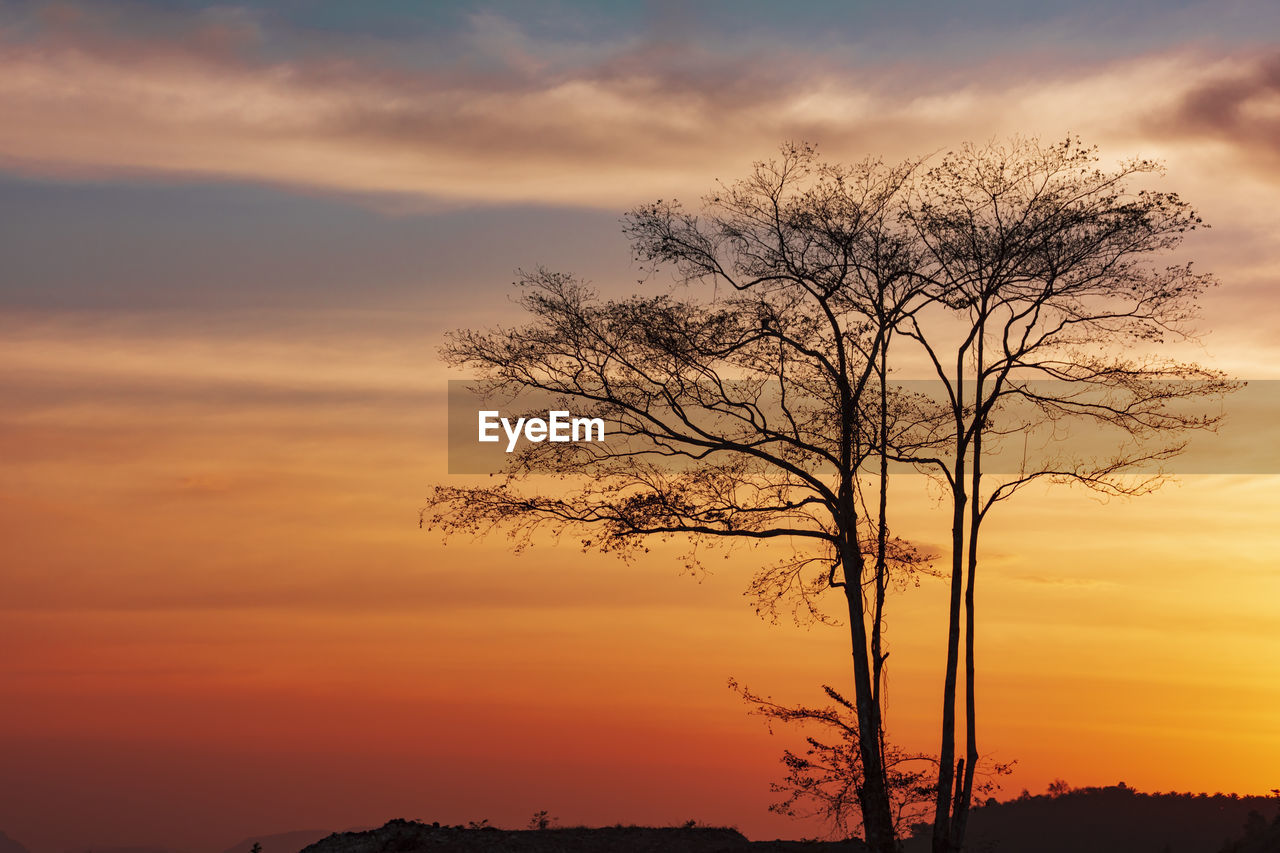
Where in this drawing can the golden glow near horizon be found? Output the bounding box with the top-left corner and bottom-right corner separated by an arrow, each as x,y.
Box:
4,316 -> 1278,849
3,3 -> 1280,851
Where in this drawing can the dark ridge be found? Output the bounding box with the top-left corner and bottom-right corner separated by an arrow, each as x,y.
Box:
0,831 -> 31,853
901,784 -> 1280,853
299,819 -> 868,853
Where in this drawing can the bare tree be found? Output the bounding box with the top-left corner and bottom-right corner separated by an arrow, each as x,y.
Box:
426,145 -> 925,852
895,137 -> 1236,853
423,138 -> 1233,852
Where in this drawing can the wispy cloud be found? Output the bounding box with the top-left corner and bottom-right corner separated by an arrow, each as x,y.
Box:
1,3 -> 1273,208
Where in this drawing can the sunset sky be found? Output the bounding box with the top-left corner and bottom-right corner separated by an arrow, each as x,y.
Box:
3,1 -> 1280,851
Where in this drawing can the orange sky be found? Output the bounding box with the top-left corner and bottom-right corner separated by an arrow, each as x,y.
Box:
3,316 -> 1278,851
3,2 -> 1280,851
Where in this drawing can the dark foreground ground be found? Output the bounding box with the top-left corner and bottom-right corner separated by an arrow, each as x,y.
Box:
298,787 -> 1280,853
300,821 -> 866,853
901,786 -> 1280,853
5,784 -> 1276,853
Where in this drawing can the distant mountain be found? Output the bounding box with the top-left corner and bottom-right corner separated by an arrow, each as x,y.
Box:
902,784 -> 1280,853
220,830 -> 334,853
0,831 -> 31,853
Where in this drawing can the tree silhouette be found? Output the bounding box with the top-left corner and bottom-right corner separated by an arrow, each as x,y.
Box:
423,138 -> 1231,853
428,145 -> 924,851
732,679 -> 1013,840
894,138 -> 1235,852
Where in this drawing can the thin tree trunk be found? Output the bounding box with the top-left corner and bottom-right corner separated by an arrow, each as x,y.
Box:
842,558 -> 896,853
950,439 -> 981,851
872,337 -> 890,716
950,312 -> 988,852
932,441 -> 966,853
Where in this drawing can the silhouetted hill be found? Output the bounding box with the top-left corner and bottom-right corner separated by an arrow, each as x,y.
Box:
901,784 -> 1280,853
220,830 -> 335,853
0,831 -> 31,853
301,819 -> 868,853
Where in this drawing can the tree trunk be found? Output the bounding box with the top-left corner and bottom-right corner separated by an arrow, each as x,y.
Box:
841,542 -> 896,853
951,338 -> 987,852
949,440 -> 982,851
932,451 -> 966,853
946,563 -> 978,851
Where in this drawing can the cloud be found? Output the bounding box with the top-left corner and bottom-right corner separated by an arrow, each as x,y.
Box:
1,3 -> 1274,208
1156,50 -> 1280,169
